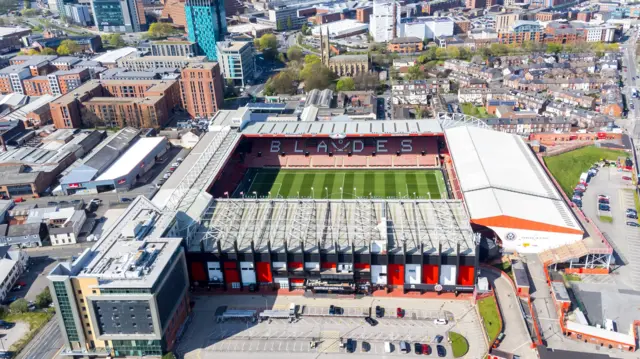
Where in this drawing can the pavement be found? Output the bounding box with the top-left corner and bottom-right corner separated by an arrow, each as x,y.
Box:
0,322 -> 28,352
481,268 -> 537,359
16,319 -> 62,359
177,295 -> 486,359
620,29 -> 640,138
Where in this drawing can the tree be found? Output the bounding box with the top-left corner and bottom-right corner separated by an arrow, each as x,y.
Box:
80,106 -> 103,128
301,23 -> 310,35
40,47 -> 57,55
18,48 -> 39,55
546,43 -> 563,54
35,287 -> 52,309
287,46 -> 303,62
336,77 -> 355,92
257,33 -> 278,60
10,299 -> 28,314
446,46 -> 460,59
265,70 -> 297,95
287,17 -> 292,30
57,40 -> 81,55
162,353 -> 177,359
302,63 -> 334,92
407,65 -> 424,80
277,19 -> 283,31
103,34 -> 126,48
435,47 -> 447,59
147,22 -> 178,39
304,54 -> 320,65
21,8 -> 39,17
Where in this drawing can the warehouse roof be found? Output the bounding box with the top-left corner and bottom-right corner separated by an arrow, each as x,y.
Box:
196,199 -> 475,256
95,137 -> 164,181
445,126 -> 581,234
92,47 -> 138,64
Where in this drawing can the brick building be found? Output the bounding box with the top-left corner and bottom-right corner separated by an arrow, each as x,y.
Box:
180,63 -> 225,118
356,6 -> 373,23
387,37 -> 424,53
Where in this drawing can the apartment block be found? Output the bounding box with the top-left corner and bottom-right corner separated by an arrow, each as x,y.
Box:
180,63 -> 224,118
356,6 -> 373,23
50,80 -> 181,129
117,54 -> 208,71
47,196 -> 189,357
150,40 -> 199,57
216,41 -> 255,87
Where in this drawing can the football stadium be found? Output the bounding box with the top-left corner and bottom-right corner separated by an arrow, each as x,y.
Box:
150,109 -> 611,295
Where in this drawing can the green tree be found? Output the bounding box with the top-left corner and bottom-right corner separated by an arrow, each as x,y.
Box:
435,47 -> 447,59
301,23 -> 310,35
336,77 -> 355,91
489,43 -> 508,56
104,34 -> 126,48
162,353 -> 177,359
56,39 -> 81,55
21,8 -> 39,17
257,33 -> 278,60
10,299 -> 28,313
277,19 -> 283,31
304,54 -> 321,65
446,46 -> 460,59
147,22 -> 178,39
40,47 -> 57,55
287,17 -> 293,30
265,70 -> 297,95
300,62 -> 334,92
287,46 -> 303,62
546,43 -> 563,54
35,287 -> 52,309
407,65 -> 424,80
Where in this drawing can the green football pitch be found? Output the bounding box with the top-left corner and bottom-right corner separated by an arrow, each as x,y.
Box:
233,169 -> 448,199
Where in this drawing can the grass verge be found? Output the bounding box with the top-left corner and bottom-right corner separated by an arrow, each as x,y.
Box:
599,215 -> 613,223
634,190 -> 640,224
448,332 -> 469,358
543,146 -> 629,197
477,296 -> 501,343
4,310 -> 54,353
562,273 -> 582,282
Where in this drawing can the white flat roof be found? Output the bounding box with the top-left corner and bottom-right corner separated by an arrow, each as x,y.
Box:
92,47 -> 138,64
0,26 -> 30,36
445,126 -> 580,232
311,19 -> 369,36
565,321 -> 635,346
96,137 -> 164,181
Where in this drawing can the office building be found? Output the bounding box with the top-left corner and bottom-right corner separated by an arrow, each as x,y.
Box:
0,245 -> 29,302
370,0 -> 401,42
150,40 -> 199,57
91,0 -> 147,32
47,196 -> 189,357
268,6 -> 307,30
180,63 -> 225,118
185,0 -> 227,60
216,41 -> 255,87
64,4 -> 92,26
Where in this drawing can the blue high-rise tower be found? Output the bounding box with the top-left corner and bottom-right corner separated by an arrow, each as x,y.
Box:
185,0 -> 227,61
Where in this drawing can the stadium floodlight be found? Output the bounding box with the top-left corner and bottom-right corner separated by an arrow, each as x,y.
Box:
339,187 -> 343,199
311,187 -> 314,198
253,191 -> 257,198
413,192 -> 416,199
325,187 -> 328,199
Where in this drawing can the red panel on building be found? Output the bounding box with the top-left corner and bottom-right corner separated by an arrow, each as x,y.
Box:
290,278 -> 305,284
190,262 -> 207,282
321,262 -> 336,269
457,265 -> 475,286
256,262 -> 272,283
288,262 -> 303,269
224,268 -> 240,283
354,263 -> 370,269
223,262 -> 237,269
422,265 -> 439,284
388,264 -> 404,285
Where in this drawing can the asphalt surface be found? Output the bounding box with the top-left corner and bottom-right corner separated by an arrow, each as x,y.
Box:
16,319 -> 62,359
621,29 -> 640,138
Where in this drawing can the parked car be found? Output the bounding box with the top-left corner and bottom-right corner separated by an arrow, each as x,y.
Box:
598,195 -> 610,200
414,343 -> 423,354
627,209 -> 637,215
598,198 -> 610,204
171,162 -> 180,167
176,157 -> 184,162
422,344 -> 431,355
329,305 -> 335,315
627,221 -> 640,227
399,341 -> 410,353
163,173 -> 171,179
47,201 -> 57,206
345,339 -> 355,353
436,345 -> 446,357
0,351 -> 10,358
360,341 -> 370,352
622,176 -> 632,181
397,307 -> 405,318
0,320 -> 14,329
121,198 -> 132,203
365,317 -> 378,326
433,318 -> 447,325
627,213 -> 638,219
598,204 -> 611,211
375,305 -> 384,318
434,335 -> 444,343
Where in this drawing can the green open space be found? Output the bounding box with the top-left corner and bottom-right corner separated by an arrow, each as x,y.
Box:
543,146 -> 630,197
448,332 -> 469,358
233,169 -> 448,199
460,103 -> 491,118
4,310 -> 54,353
478,296 -> 501,343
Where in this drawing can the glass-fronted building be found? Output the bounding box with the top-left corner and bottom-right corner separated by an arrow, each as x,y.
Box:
91,0 -> 147,32
185,0 -> 227,60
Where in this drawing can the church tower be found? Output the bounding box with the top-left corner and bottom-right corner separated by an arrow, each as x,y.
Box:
321,27 -> 330,66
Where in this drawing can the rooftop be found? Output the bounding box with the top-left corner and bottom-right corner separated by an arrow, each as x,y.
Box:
241,119 -> 443,137
195,199 -> 475,256
95,137 -> 165,181
48,196 -> 181,288
92,47 -> 138,64
0,26 -> 30,36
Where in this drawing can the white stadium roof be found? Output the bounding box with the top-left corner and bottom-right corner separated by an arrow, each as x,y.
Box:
445,126 -> 582,236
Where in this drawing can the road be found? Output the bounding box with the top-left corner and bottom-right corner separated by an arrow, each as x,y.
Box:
621,29 -> 640,138
16,319 -> 62,359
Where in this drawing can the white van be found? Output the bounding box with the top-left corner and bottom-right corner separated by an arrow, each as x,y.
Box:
384,342 -> 392,353
400,341 -> 410,353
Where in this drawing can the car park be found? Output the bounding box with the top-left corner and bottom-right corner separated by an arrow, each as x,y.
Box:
599,204 -> 611,211
365,317 -> 378,326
